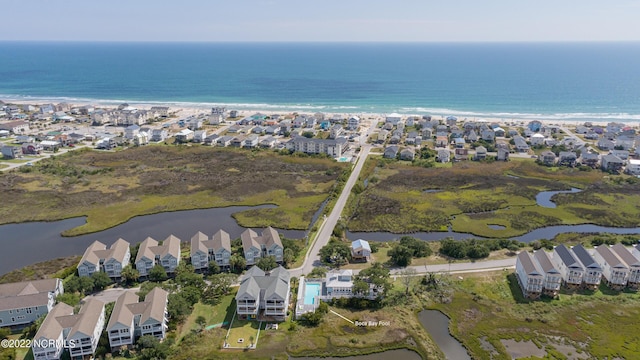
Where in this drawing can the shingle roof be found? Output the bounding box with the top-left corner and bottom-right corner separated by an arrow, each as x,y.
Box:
136,237 -> 159,263
79,240 -> 107,267
241,229 -> 260,253
595,246 -> 627,270
67,298 -> 105,339
208,229 -> 231,253
140,287 -> 168,325
611,244 -> 640,268
0,279 -> 61,311
554,244 -> 583,269
533,250 -> 560,274
33,303 -> 75,341
517,251 -> 543,276
572,244 -> 601,270
107,291 -> 139,330
190,231 -> 208,256
236,266 -> 290,302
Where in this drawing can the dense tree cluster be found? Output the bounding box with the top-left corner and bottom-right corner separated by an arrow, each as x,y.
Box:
389,236 -> 432,266
319,239 -> 352,266
439,238 -> 522,259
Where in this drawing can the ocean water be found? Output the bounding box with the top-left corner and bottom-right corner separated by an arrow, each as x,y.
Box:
1,42 -> 640,121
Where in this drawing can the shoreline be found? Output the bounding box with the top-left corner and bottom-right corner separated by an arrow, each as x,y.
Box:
3,96 -> 640,127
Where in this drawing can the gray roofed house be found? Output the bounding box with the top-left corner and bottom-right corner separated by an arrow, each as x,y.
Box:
0,278 -> 64,329
580,152 -> 599,168
533,250 -> 562,296
236,266 -> 291,321
191,230 -> 232,271
400,148 -> 416,161
558,151 -> 577,167
31,303 -> 75,359
513,135 -> 529,152
78,239 -> 131,279
539,150 -> 556,166
552,244 -> 584,288
437,149 -> 450,163
241,227 -> 283,266
135,235 -> 181,277
63,298 -> 106,359
515,252 -> 544,299
601,154 -> 624,173
593,246 -> 629,290
474,145 -> 487,160
383,145 -> 399,159
611,243 -> 640,289
572,244 -> 602,289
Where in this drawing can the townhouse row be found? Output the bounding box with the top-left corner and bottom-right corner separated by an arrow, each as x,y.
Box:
516,243 -> 640,299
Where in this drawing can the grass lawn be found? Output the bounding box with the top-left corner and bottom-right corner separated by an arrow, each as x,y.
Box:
225,318 -> 263,348
0,146 -> 348,235
431,270 -> 640,359
344,157 -> 640,237
178,292 -> 236,341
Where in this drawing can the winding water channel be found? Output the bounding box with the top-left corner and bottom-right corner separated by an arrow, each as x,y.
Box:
418,310 -> 471,360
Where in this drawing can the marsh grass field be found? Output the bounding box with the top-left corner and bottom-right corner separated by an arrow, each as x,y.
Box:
0,146 -> 348,235
345,158 -> 640,237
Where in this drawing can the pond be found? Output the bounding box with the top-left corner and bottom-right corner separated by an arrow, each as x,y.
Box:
536,187 -> 582,208
487,224 -> 506,230
0,205 -> 306,276
290,349 -> 422,360
418,310 -> 471,360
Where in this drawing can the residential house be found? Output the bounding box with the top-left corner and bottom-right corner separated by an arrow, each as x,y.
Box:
351,239 -> 372,262
601,154 -> 624,173
236,266 -> 291,321
455,148 -> 469,161
0,279 -> 64,329
466,130 -> 478,143
610,149 -> 630,160
190,230 -> 231,271
580,152 -> 600,168
611,243 -> 640,289
437,149 -> 450,163
259,136 -> 276,148
174,129 -> 194,143
593,246 -> 629,290
124,125 -> 140,140
241,227 -> 284,266
481,129 -> 495,142
251,126 -> 265,134
528,120 -> 542,132
558,151 -> 577,167
186,118 -> 203,130
572,244 -> 602,290
21,143 -> 42,155
215,135 -> 233,147
0,120 -> 29,133
324,269 -> 355,299
400,148 -> 415,161
533,250 -> 562,296
385,113 -> 402,125
150,106 -> 170,117
329,124 -> 344,139
615,135 -> 635,150
77,239 -> 131,279
242,134 -> 259,148
513,135 -> 530,152
597,138 -> 615,151
388,134 -> 401,144
347,116 -> 360,130
474,146 -> 487,161
291,137 -> 347,157
35,298 -> 105,360
515,252 -> 544,299
497,147 -> 509,161
626,159 -> 640,175
135,236 -> 181,277
453,137 -> 466,148
552,244 -> 584,288
422,127 -> 433,139
530,133 -> 545,146
193,130 -> 207,143
39,104 -> 55,114
405,131 -> 419,145
383,145 -> 399,159
31,303 -> 74,360
150,129 -> 168,142
107,287 -> 169,351
435,135 -> 448,147
1,145 -> 22,159
493,127 -> 506,137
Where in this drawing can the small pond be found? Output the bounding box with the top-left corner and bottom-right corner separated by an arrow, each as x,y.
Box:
487,224 -> 506,230
536,187 -> 582,208
418,310 -> 471,360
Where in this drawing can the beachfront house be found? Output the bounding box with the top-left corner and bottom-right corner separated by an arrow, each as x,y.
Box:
593,246 -> 629,290
124,125 -> 140,140
533,250 -> 562,296
351,239 -> 372,262
33,298 -> 105,360
190,230 -> 232,271
329,124 -> 344,139
241,227 -> 284,266
611,243 -> 640,289
572,244 -> 602,290
347,116 -> 360,130
515,252 -> 544,299
77,239 -> 131,280
135,235 -> 181,277
236,266 -> 291,321
107,287 -> 169,351
552,244 -> 584,289
0,279 -> 64,329
385,113 -> 402,125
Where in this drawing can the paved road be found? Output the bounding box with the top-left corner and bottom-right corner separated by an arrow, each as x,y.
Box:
0,145 -> 88,172
389,257 -> 516,275
291,144 -> 371,277
82,286 -> 140,304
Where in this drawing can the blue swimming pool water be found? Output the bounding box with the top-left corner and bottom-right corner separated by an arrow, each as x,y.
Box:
304,283 -> 321,305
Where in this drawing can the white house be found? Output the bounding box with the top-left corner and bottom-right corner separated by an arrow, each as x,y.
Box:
107,287 -> 169,351
552,244 -> 584,288
533,250 -> 562,297
351,239 -> 371,262
593,246 -> 629,290
626,159 -> 640,175
324,269 -> 354,299
124,125 -> 140,140
347,116 -> 360,130
530,133 -> 545,146
385,113 -> 402,125
572,244 -> 602,290
515,252 -> 544,299
190,230 -> 232,271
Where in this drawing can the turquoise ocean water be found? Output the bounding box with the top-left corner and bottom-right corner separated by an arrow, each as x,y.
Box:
1,42 -> 639,121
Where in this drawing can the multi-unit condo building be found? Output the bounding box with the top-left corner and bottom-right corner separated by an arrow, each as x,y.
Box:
290,136 -> 348,157
611,243 -> 640,289
0,278 -> 64,329
552,244 -> 584,289
572,244 -> 603,290
241,227 -> 283,266
515,252 -> 544,299
77,239 -> 131,279
532,250 -> 562,296
107,287 -> 169,351
235,266 -> 291,321
32,298 -> 105,360
190,230 -> 232,271
135,235 -> 181,277
593,245 -> 629,290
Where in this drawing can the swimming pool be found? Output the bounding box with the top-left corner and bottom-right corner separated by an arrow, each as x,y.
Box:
338,156 -> 350,162
304,283 -> 321,305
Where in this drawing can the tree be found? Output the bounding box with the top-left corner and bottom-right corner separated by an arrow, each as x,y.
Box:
180,286 -> 202,306
389,245 -> 414,267
91,271 -> 112,291
65,275 -> 81,293
256,256 -> 278,271
356,263 -> 391,298
308,267 -> 327,278
439,239 -> 467,259
319,240 -> 351,266
202,274 -> 234,306
149,264 -> 168,282
78,275 -> 95,294
230,254 -> 246,273
121,264 -> 139,285
167,293 -> 191,323
195,316 -> 207,332
352,279 -> 370,297
137,335 -> 171,360
400,268 -> 417,295
208,261 -> 221,274
175,264 -> 206,289
283,248 -> 295,267
399,236 -> 432,258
